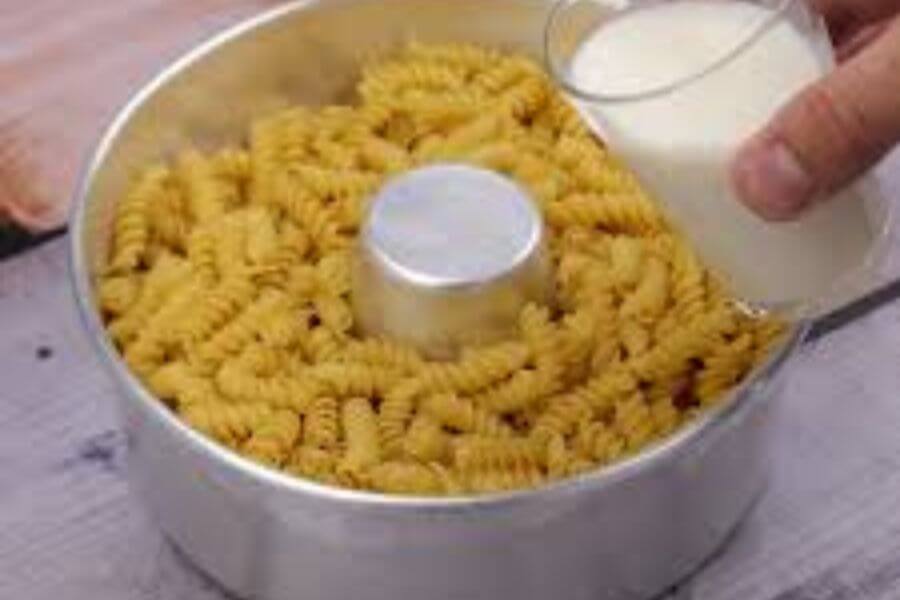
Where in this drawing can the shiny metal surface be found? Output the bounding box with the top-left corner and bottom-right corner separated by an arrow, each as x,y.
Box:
68,1 -> 807,599
354,165 -> 552,359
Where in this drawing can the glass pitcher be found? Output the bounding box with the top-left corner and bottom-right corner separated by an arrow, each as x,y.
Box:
546,0 -> 892,319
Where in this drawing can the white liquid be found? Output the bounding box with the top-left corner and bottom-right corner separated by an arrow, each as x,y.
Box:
570,1 -> 879,310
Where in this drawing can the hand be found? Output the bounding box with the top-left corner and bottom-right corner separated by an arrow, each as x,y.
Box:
731,0 -> 900,221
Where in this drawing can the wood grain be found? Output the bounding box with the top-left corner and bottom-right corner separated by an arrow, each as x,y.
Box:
0,0 -> 285,231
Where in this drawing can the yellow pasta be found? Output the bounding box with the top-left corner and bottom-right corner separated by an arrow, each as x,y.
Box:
310,363 -> 399,398
417,341 -> 531,395
147,178 -> 191,254
339,338 -> 425,375
147,361 -> 222,409
421,393 -> 513,438
302,327 -> 346,363
99,42 -> 787,496
369,461 -> 447,495
695,333 -> 755,404
620,255 -> 669,324
186,225 -> 219,284
668,242 -> 707,322
286,446 -> 338,484
176,271 -> 258,344
124,282 -> 203,378
107,254 -> 192,345
611,394 -> 658,452
109,166 -> 169,274
575,421 -> 628,465
216,361 -> 315,413
339,398 -> 382,476
455,437 -> 545,493
181,403 -> 274,446
304,396 -> 340,450
177,150 -> 238,222
606,236 -> 643,291
242,410 -> 302,467
546,193 -> 664,236
378,379 -> 422,457
98,275 -> 141,318
531,393 -> 592,441
403,413 -> 450,463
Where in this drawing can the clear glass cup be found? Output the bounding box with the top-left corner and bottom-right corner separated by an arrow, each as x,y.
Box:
546,0 -> 892,320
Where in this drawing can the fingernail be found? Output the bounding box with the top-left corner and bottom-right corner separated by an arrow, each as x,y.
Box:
732,138 -> 815,221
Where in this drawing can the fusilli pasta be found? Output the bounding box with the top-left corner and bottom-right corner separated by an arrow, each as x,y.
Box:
99,42 -> 787,496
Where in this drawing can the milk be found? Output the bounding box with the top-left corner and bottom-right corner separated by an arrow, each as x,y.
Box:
569,1 -> 879,311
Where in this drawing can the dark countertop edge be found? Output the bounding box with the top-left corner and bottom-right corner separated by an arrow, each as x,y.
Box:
0,225 -> 66,261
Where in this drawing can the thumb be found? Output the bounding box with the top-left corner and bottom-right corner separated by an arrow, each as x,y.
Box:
731,18 -> 900,221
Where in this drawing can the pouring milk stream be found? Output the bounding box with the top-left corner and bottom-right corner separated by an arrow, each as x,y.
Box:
559,0 -> 884,316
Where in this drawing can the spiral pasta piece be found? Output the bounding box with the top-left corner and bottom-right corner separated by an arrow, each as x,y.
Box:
212,147 -> 253,182
518,304 -> 561,373
531,393 -> 592,441
696,333 -> 755,404
243,410 -> 302,467
575,422 -> 627,465
286,446 -> 338,484
369,461 -> 447,495
287,165 -> 381,202
305,396 -> 340,450
612,394 -> 658,452
752,317 -> 788,364
339,398 -> 381,475
630,306 -> 738,383
107,255 -> 192,345
147,181 -> 191,254
313,295 -> 353,335
273,179 -> 340,252
98,276 -> 141,318
471,368 -> 558,414
148,361 -> 222,409
124,282 -> 203,378
379,380 -> 422,457
186,225 -> 219,284
339,338 -> 425,374
217,361 -> 316,413
177,271 -> 258,344
668,241 -> 707,322
417,342 -> 531,395
421,393 -> 513,438
402,41 -> 501,75
454,437 -> 543,473
302,327 -> 346,363
607,236 -> 645,291
309,363 -> 399,398
620,256 -> 669,324
403,413 -> 450,463
546,193 -> 664,236
360,61 -> 467,101
575,367 -> 640,417
454,437 -> 545,492
619,320 -> 652,359
177,150 -> 237,222
110,166 -> 169,273
181,403 -> 274,446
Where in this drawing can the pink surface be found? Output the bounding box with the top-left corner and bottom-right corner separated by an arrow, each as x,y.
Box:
0,0 -> 283,231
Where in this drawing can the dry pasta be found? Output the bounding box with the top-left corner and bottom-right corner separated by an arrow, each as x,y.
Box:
99,42 -> 787,496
